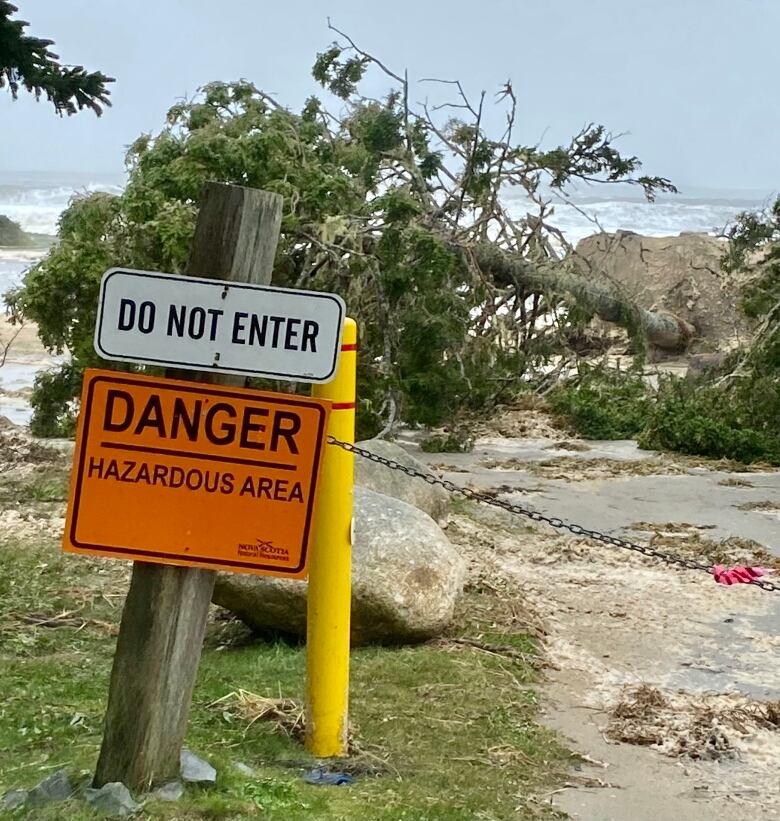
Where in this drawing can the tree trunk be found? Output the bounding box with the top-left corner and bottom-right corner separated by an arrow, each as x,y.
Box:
469,242 -> 695,352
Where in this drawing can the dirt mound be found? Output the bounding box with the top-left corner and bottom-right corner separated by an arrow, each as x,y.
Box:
574,231 -> 752,353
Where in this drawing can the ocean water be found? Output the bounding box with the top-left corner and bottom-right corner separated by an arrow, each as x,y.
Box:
0,172 -> 127,423
0,172 -> 773,425
504,186 -> 774,246
0,170 -> 125,237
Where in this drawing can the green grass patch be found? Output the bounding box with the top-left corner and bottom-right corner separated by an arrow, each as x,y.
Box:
0,529 -> 569,820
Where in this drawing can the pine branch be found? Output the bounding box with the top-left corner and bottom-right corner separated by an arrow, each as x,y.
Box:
0,1 -> 113,115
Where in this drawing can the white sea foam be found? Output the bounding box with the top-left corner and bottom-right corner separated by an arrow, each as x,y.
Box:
504,189 -> 770,246
0,172 -> 124,235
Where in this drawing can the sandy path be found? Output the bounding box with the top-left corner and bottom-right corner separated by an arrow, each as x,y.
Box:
410,424 -> 780,820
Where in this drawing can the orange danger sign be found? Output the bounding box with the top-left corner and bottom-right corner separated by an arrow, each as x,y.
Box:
63,369 -> 330,578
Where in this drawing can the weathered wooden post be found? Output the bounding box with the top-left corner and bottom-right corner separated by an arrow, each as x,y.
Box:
93,182 -> 283,791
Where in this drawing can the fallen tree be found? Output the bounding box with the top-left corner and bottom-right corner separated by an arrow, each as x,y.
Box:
548,202 -> 780,465
8,23 -> 687,437
469,242 -> 695,350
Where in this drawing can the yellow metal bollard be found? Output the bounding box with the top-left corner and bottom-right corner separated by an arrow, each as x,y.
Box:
305,317 -> 357,757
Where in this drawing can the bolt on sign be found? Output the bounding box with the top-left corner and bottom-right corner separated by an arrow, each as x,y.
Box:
94,268 -> 345,382
63,369 -> 330,579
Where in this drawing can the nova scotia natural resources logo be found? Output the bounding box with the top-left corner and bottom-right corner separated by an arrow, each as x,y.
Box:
237,538 -> 290,561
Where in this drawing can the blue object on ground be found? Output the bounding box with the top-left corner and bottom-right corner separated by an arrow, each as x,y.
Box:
303,768 -> 354,786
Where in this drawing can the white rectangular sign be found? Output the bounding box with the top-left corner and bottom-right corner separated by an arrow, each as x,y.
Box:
94,268 -> 345,383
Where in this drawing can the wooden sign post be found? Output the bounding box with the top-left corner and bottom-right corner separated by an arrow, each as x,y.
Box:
92,183 -> 283,791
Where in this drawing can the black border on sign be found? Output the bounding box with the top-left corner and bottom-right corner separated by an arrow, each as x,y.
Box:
69,372 -> 327,575
94,268 -> 345,383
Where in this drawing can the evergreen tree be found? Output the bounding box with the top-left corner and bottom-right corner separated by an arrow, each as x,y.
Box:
0,1 -> 112,115
7,29 -> 678,438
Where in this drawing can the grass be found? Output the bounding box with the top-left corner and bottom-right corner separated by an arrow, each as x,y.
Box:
0,468 -> 69,504
0,470 -> 570,820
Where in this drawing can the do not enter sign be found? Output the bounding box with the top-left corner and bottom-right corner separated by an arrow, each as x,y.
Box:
63,369 -> 330,578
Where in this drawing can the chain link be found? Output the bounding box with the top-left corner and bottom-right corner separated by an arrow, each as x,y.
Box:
328,437 -> 780,594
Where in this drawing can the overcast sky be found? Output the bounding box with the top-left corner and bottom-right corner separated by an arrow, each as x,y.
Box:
1,0 -> 778,193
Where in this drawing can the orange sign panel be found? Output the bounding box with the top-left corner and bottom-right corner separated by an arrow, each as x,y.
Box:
63,369 -> 330,578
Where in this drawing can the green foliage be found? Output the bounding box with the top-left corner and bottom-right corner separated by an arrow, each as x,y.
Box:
549,365 -> 652,440
549,196 -> 780,466
551,364 -> 780,467
550,364 -> 780,465
312,43 -> 368,99
28,364 -> 80,438
643,196 -> 779,465
640,377 -> 780,465
8,34 -> 672,437
537,124 -> 676,199
0,214 -> 32,246
0,1 -> 113,115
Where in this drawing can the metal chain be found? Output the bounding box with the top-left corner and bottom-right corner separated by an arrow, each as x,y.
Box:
328,437 -> 780,594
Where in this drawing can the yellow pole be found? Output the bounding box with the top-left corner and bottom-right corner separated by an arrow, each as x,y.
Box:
305,317 -> 357,757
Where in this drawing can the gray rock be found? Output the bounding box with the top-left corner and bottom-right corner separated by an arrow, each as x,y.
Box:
180,750 -> 217,784
354,439 -> 450,522
214,487 -> 467,644
2,789 -> 28,810
28,770 -> 72,805
151,781 -> 184,802
232,762 -> 256,778
85,782 -> 138,816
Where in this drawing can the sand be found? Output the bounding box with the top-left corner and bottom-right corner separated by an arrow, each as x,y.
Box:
415,422 -> 780,821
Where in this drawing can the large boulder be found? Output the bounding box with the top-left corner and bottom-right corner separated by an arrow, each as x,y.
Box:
213,486 -> 466,644
353,438 -> 449,522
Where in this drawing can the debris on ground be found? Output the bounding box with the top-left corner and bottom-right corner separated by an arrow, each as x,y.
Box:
303,768 -> 354,787
629,523 -> 780,572
472,401 -> 570,441
209,691 -> 305,740
606,684 -> 780,761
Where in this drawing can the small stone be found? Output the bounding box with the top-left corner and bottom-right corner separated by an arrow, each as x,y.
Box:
28,770 -> 72,804
180,750 -> 217,784
2,789 -> 28,810
85,782 -> 138,816
232,762 -> 255,778
151,781 -> 184,802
